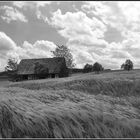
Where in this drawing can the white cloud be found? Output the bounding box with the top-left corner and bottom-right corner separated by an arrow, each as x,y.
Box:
0,32 -> 16,51
81,1 -> 125,31
35,1 -> 52,7
0,32 -> 17,71
1,2 -> 140,70
17,40 -> 57,59
13,1 -> 52,9
81,1 -> 140,33
118,2 -> 140,23
0,31 -> 57,71
121,33 -> 140,64
0,5 -> 28,23
12,1 -> 28,9
50,9 -> 107,45
14,40 -> 57,61
12,1 -> 52,22
49,9 -> 111,68
51,9 -> 106,38
49,7 -> 140,69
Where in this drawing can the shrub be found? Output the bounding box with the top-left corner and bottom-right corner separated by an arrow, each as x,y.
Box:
93,62 -> 104,74
121,59 -> 133,71
83,64 -> 93,73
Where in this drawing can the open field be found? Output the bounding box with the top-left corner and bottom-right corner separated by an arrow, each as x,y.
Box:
0,79 -> 9,87
0,70 -> 140,138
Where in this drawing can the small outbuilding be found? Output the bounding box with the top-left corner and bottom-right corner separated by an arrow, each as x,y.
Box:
17,57 -> 69,80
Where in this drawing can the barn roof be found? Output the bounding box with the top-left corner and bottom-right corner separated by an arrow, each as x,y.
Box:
17,57 -> 66,75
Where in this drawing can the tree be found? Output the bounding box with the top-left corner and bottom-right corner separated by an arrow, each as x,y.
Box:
5,58 -> 18,72
121,59 -> 133,71
51,45 -> 75,68
83,63 -> 93,73
92,62 -> 104,74
5,58 -> 19,81
121,63 -> 125,69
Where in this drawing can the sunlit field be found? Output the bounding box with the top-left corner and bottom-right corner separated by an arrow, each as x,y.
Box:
0,70 -> 140,138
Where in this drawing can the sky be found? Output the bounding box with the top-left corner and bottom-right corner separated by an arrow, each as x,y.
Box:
0,1 -> 140,71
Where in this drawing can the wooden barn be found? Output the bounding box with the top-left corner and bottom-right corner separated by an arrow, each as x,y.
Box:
17,57 -> 69,80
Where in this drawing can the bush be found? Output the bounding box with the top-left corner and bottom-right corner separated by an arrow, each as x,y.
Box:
83,64 -> 93,73
5,58 -> 19,82
7,71 -> 19,82
121,59 -> 133,71
93,62 -> 104,74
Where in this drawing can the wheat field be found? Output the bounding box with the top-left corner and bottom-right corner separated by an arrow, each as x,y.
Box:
0,70 -> 140,138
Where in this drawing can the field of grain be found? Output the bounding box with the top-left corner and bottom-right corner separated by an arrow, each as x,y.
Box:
0,70 -> 140,138
0,79 -> 9,87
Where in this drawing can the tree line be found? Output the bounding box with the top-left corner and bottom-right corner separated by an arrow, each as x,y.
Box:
5,45 -> 134,81
83,59 -> 134,73
83,62 -> 104,73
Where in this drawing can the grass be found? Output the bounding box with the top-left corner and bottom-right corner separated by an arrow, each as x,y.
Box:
0,70 -> 140,138
0,79 -> 9,87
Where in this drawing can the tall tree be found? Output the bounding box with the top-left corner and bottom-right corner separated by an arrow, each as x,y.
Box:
93,62 -> 104,74
83,63 -> 93,73
5,58 -> 19,81
5,58 -> 18,72
121,63 -> 125,69
51,45 -> 75,68
121,59 -> 133,71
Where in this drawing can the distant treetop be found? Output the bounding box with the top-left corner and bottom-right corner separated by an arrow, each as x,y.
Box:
51,45 -> 75,68
121,59 -> 133,71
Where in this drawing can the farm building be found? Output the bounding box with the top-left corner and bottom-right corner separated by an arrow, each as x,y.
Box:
17,57 -> 69,80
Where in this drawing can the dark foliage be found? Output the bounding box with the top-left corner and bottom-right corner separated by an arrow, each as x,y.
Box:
59,64 -> 69,78
83,64 -> 93,73
5,58 -> 18,72
70,68 -> 83,73
7,71 -> 19,82
92,62 -> 104,74
121,59 -> 133,71
51,45 -> 75,68
5,58 -> 19,81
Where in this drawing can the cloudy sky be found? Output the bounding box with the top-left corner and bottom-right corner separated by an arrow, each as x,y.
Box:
0,1 -> 140,71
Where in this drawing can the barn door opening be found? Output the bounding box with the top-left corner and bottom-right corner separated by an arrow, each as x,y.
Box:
23,75 -> 28,80
51,74 -> 55,78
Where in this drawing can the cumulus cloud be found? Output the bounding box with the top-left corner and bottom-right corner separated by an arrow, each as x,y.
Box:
12,1 -> 52,22
0,32 -> 57,71
81,1 -> 126,31
13,1 -> 52,9
121,32 -> 140,63
49,9 -> 112,68
49,6 -> 140,69
17,40 -> 57,59
1,2 -> 140,70
50,10 -> 107,40
0,32 -> 17,71
81,1 -> 140,33
0,32 -> 16,52
0,5 -> 28,23
51,9 -> 107,38
118,2 -> 140,25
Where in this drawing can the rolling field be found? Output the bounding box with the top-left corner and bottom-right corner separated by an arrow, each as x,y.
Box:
0,70 -> 140,138
0,80 -> 9,87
